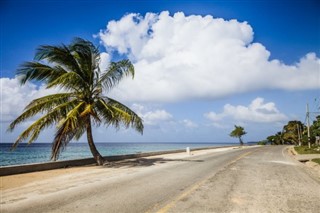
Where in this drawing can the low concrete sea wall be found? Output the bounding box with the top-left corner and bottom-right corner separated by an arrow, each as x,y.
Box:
0,146 -> 234,176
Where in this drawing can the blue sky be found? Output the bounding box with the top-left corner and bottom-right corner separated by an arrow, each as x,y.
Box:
1,0 -> 319,144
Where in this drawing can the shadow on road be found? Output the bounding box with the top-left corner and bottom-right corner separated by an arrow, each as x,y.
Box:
101,158 -> 204,168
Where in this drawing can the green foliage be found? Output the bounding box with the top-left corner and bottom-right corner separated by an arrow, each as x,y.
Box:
310,115 -> 320,143
257,140 -> 267,145
294,146 -> 320,154
311,158 -> 320,165
9,38 -> 144,162
267,132 -> 283,145
282,120 -> 304,145
229,125 -> 247,145
267,116 -> 320,146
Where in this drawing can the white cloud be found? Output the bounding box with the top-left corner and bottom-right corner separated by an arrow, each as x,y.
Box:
0,77 -> 59,122
143,110 -> 173,125
97,11 -> 320,103
205,112 -> 225,122
180,119 -> 198,128
131,103 -> 173,126
205,97 -> 287,123
99,52 -> 111,71
131,103 -> 198,130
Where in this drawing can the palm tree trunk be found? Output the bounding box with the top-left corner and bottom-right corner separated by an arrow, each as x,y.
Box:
86,116 -> 104,165
239,137 -> 244,146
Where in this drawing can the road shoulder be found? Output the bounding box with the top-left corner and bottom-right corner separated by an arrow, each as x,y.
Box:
287,146 -> 320,181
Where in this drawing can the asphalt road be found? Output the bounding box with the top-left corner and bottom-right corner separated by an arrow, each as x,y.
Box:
165,146 -> 320,213
3,146 -> 320,213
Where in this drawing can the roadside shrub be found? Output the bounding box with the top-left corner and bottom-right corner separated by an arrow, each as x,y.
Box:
257,140 -> 267,145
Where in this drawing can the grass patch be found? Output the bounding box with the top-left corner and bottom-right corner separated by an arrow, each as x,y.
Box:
294,146 -> 320,154
311,158 -> 320,165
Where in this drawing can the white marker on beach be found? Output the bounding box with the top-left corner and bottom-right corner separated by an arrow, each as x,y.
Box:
186,147 -> 191,155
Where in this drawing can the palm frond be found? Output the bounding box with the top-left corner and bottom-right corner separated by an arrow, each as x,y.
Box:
24,93 -> 73,110
10,99 -> 80,150
95,99 -> 119,128
17,62 -> 67,85
34,44 -> 82,74
96,97 -> 143,134
8,93 -> 74,131
99,59 -> 135,91
61,102 -> 85,126
46,71 -> 89,91
73,125 -> 86,141
51,102 -> 86,160
51,120 -> 78,160
69,38 -> 101,88
11,102 -> 73,149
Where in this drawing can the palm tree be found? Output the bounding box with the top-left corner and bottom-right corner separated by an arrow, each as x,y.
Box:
310,116 -> 320,145
282,120 -> 304,145
267,132 -> 283,145
8,38 -> 143,165
229,125 -> 247,146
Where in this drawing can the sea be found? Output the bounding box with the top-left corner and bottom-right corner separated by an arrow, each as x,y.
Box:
0,142 -> 237,167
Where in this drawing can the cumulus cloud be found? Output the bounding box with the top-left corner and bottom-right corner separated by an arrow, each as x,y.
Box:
180,119 -> 198,128
131,103 -> 198,130
97,11 -> 320,103
99,52 -> 111,71
0,77 -> 59,122
131,103 -> 173,126
143,110 -> 173,125
204,97 -> 288,123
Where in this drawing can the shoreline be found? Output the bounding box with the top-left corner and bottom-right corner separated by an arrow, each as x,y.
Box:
0,142 -> 242,167
0,145 -> 243,176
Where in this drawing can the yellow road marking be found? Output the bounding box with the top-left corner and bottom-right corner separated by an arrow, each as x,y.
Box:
156,151 -> 253,213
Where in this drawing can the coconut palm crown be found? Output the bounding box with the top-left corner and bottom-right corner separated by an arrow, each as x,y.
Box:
229,125 -> 247,146
8,38 -> 143,165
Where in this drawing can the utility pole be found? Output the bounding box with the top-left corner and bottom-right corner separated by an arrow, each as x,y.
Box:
306,104 -> 311,149
281,129 -> 284,145
297,124 -> 301,146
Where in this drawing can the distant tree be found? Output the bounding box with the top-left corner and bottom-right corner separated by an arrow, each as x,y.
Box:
266,116 -> 320,146
229,125 -> 247,146
310,115 -> 320,145
267,132 -> 283,145
257,140 -> 267,145
282,120 -> 304,145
